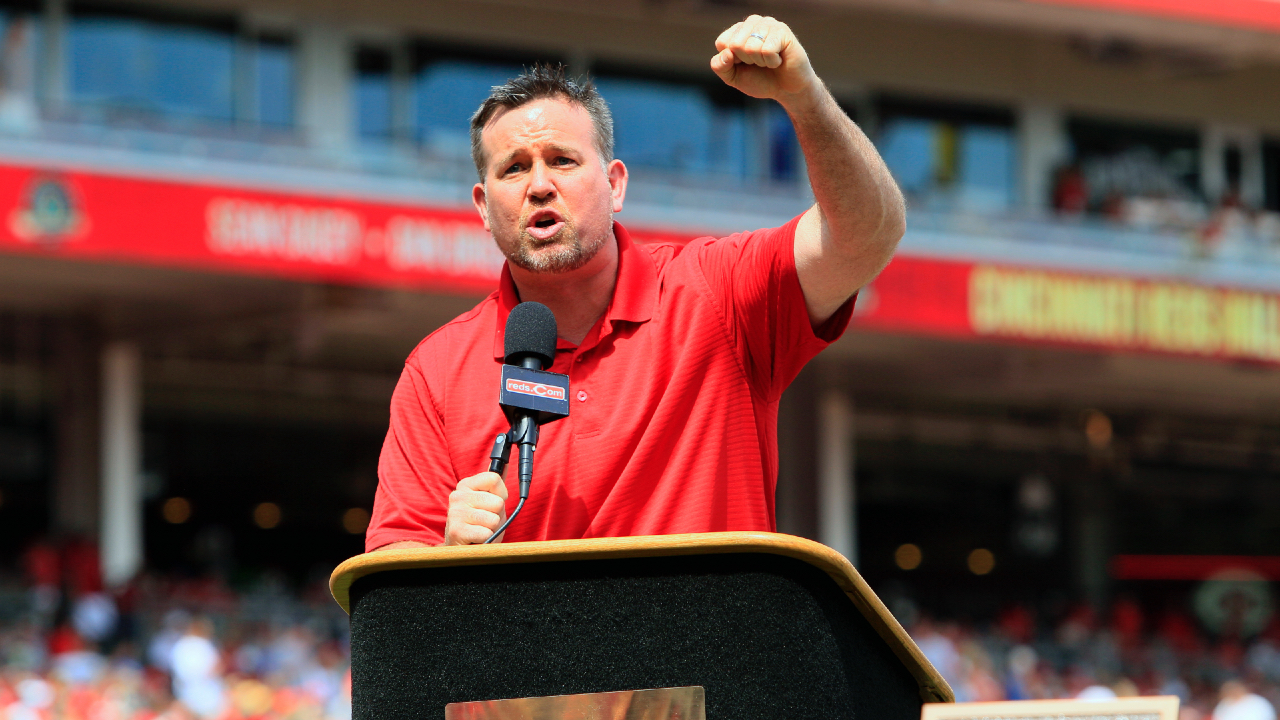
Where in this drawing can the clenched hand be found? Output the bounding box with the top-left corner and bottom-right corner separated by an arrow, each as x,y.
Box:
710,15 -> 820,104
443,471 -> 509,545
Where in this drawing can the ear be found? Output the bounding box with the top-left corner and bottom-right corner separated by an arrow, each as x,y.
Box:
607,159 -> 628,214
472,182 -> 490,232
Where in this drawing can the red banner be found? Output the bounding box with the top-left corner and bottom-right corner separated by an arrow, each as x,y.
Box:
0,165 -> 689,295
1111,555 -> 1280,580
852,255 -> 975,339
3,162 -> 1280,365
1020,0 -> 1280,33
856,258 -> 1280,364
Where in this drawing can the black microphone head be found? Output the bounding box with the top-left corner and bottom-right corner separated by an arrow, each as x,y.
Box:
503,301 -> 557,369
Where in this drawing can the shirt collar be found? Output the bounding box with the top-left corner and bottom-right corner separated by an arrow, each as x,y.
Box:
491,220 -> 658,360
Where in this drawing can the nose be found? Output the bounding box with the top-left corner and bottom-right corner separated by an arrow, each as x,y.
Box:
528,160 -> 556,202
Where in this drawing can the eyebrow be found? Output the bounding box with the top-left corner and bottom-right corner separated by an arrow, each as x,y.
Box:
492,144 -> 583,172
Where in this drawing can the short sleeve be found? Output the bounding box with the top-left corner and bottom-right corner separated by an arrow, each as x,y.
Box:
365,360 -> 454,550
696,214 -> 855,401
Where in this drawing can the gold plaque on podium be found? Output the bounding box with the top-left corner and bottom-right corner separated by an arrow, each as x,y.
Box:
445,686 -> 705,720
921,696 -> 1180,720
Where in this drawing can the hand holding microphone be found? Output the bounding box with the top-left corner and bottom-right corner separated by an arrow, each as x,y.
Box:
443,302 -> 569,545
442,471 -> 509,546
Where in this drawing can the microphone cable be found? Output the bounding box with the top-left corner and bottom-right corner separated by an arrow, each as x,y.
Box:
484,497 -> 525,545
482,427 -> 534,544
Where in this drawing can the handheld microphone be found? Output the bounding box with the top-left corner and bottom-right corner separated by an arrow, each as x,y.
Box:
483,302 -> 569,543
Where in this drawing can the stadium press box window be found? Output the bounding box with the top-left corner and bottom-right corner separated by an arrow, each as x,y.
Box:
253,34 -> 294,127
874,95 -> 1017,216
409,44 -> 559,158
415,59 -> 524,157
1063,117 -> 1202,216
67,5 -> 294,128
68,7 -> 238,121
592,64 -> 799,184
354,45 -> 395,141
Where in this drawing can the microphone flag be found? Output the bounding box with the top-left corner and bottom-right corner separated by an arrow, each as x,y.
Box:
499,365 -> 569,425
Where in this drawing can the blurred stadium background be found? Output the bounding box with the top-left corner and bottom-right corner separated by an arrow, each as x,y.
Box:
0,0 -> 1277,716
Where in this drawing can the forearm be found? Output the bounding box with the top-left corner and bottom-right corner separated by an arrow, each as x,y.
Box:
780,83 -> 905,268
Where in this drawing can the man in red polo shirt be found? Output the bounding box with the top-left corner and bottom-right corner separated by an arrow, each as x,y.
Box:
365,15 -> 905,549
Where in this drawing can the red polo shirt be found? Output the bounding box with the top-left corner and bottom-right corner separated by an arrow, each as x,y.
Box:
365,216 -> 854,549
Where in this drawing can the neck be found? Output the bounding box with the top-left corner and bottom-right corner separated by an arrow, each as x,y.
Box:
509,231 -> 619,346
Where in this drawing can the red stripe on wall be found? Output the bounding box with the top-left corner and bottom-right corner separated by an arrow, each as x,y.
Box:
7,160 -> 1280,367
1110,555 -> 1280,580
850,255 -> 976,339
0,164 -> 702,294
1021,0 -> 1280,34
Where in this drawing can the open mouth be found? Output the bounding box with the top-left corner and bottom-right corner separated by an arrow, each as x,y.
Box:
526,210 -> 565,241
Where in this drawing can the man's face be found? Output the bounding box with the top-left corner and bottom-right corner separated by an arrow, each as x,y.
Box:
472,97 -> 626,274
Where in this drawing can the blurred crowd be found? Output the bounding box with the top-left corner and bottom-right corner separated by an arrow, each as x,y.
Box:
0,539 -> 351,720
1051,155 -> 1280,261
909,599 -> 1280,719
5,537 -> 1280,720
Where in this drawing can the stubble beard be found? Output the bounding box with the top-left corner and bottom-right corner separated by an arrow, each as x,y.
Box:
500,217 -> 609,274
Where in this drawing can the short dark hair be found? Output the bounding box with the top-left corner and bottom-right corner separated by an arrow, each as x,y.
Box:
469,63 -> 614,180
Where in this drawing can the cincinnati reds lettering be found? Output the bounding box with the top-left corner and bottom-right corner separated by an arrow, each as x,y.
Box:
505,378 -> 566,401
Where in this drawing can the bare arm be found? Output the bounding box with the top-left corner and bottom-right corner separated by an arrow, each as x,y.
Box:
711,16 -> 905,325
788,89 -> 904,324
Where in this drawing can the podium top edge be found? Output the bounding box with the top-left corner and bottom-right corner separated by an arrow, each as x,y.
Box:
331,532 -> 827,610
329,531 -> 954,704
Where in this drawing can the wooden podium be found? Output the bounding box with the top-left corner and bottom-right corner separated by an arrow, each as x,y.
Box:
330,532 -> 953,720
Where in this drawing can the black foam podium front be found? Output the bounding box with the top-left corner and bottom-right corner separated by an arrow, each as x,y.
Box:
330,532 -> 952,720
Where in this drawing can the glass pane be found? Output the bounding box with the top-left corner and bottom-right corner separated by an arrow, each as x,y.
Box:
417,60 -> 520,157
878,118 -> 935,196
68,14 -> 234,121
768,103 -> 797,182
150,26 -> 233,120
594,77 -> 754,178
356,47 -> 393,139
958,125 -> 1015,212
356,74 -> 391,139
596,78 -> 706,170
255,39 -> 293,126
69,18 -> 147,106
878,117 -> 1016,213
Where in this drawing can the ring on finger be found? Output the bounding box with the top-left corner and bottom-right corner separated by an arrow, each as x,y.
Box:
748,31 -> 767,42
